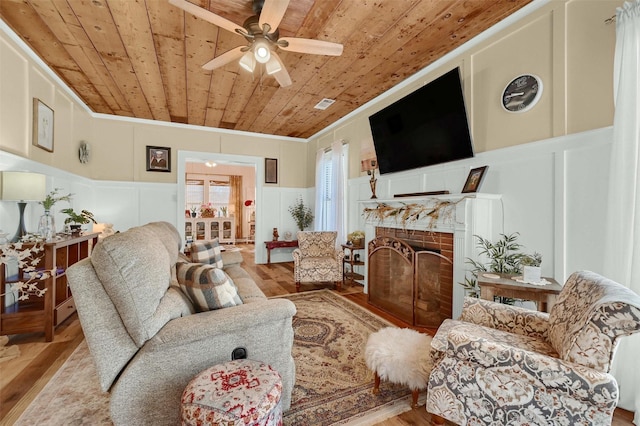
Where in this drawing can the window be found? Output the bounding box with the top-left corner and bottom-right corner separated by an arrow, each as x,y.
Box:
185,175 -> 230,212
186,179 -> 204,212
315,141 -> 348,243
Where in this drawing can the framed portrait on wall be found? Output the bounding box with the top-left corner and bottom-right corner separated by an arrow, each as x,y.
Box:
146,146 -> 171,172
265,158 -> 278,184
32,98 -> 54,152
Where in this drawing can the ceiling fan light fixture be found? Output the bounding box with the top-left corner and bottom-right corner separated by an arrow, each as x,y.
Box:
239,51 -> 256,72
254,39 -> 271,64
265,56 -> 282,75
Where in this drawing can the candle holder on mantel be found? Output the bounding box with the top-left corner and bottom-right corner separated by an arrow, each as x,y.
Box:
363,159 -> 378,199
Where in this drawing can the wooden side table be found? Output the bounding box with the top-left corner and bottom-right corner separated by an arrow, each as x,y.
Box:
264,240 -> 298,264
342,244 -> 364,286
477,273 -> 563,313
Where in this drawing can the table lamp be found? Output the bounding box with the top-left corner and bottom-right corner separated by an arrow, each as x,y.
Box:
0,171 -> 46,242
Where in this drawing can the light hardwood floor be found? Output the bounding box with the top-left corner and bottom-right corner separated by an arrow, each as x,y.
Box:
0,244 -> 635,425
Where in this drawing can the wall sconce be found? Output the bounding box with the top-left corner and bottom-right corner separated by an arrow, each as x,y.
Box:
0,171 -> 46,242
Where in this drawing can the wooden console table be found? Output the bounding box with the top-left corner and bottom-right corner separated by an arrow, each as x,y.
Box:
265,240 -> 298,264
0,233 -> 100,341
477,273 -> 563,312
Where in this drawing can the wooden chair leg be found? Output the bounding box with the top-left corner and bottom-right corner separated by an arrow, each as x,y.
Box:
373,372 -> 380,394
335,280 -> 342,291
411,389 -> 419,408
431,414 -> 445,425
295,281 -> 301,292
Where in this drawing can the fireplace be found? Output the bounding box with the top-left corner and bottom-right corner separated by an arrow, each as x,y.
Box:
361,194 -> 502,320
368,228 -> 453,328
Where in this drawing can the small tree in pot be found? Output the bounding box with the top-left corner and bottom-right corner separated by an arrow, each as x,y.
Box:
289,197 -> 314,231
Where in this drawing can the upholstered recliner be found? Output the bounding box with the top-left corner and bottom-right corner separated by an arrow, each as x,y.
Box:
67,222 -> 296,426
292,231 -> 344,292
426,270 -> 640,426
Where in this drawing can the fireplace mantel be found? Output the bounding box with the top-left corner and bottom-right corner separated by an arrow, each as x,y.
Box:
359,193 -> 503,318
360,193 -> 501,233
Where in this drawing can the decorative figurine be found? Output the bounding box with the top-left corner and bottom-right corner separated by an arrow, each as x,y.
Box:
273,228 -> 279,241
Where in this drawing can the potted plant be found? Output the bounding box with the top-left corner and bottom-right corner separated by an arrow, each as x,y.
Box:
520,252 -> 542,283
288,197 -> 313,231
190,206 -> 197,218
38,189 -> 73,240
61,208 -> 96,233
460,233 -> 524,298
347,230 -> 365,247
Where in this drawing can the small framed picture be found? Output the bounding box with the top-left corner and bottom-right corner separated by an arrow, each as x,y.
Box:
265,158 -> 278,184
146,146 -> 171,172
33,98 -> 54,152
461,166 -> 488,193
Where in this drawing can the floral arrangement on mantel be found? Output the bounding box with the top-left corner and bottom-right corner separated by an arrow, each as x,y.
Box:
0,241 -> 49,301
362,197 -> 468,230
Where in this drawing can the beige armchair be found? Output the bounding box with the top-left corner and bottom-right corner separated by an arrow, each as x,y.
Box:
426,270 -> 640,426
292,231 -> 344,292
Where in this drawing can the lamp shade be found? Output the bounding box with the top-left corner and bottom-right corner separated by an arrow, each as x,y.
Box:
360,158 -> 378,173
0,171 -> 46,201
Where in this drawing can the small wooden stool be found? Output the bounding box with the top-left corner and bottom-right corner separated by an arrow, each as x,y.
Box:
181,359 -> 282,426
364,327 -> 432,408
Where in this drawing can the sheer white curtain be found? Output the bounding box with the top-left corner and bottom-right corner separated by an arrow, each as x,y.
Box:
314,141 -> 347,244
603,0 -> 640,421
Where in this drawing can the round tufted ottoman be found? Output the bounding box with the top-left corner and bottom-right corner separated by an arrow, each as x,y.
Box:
364,327 -> 433,409
181,359 -> 283,426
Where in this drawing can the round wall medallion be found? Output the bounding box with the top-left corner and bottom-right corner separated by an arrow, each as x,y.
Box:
501,74 -> 543,113
79,141 -> 91,164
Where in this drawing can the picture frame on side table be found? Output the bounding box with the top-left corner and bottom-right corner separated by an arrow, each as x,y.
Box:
461,166 -> 488,193
33,98 -> 54,152
265,158 -> 278,184
146,146 -> 171,172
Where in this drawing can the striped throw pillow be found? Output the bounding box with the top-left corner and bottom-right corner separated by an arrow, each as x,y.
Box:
176,262 -> 242,312
190,239 -> 223,268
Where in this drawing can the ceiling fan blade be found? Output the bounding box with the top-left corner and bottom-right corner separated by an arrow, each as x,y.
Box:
259,0 -> 290,32
169,0 -> 245,35
270,53 -> 292,87
279,37 -> 343,56
202,46 -> 246,70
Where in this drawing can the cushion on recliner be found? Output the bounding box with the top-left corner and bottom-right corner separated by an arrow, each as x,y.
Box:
91,225 -> 181,346
177,262 -> 243,311
190,239 -> 224,267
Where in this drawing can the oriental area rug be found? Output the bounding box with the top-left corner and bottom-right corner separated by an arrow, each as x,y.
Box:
16,289 -> 424,425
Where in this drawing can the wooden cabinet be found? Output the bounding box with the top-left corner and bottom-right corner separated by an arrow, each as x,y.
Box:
1,233 -> 99,341
185,218 -> 235,244
342,244 -> 365,286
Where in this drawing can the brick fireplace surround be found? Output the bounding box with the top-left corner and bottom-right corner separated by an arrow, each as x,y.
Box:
369,227 -> 454,328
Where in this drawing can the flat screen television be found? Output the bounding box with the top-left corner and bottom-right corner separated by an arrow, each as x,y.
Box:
368,67 -> 474,175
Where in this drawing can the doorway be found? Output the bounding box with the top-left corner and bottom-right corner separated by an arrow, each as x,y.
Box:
177,150 -> 264,261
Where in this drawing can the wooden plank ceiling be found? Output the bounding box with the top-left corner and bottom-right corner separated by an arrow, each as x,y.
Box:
1,0 -> 532,139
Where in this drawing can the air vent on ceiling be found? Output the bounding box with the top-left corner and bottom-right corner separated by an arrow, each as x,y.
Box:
314,98 -> 336,110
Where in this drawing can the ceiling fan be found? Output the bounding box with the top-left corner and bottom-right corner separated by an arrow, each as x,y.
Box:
169,0 -> 344,87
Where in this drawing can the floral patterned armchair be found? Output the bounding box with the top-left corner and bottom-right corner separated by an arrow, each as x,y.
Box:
426,270 -> 640,425
292,231 -> 344,292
